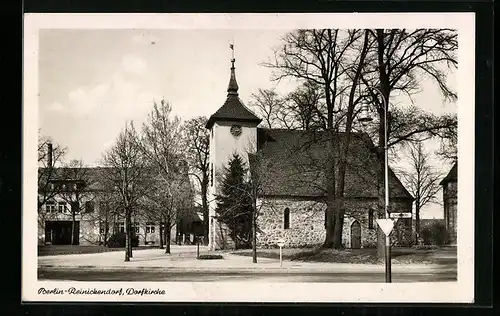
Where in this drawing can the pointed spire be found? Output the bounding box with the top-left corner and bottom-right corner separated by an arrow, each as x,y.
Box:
227,57 -> 239,96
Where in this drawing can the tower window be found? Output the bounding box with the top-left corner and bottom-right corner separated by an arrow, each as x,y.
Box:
284,208 -> 290,229
210,163 -> 214,186
368,209 -> 374,229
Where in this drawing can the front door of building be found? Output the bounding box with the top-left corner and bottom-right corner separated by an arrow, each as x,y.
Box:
45,221 -> 80,245
350,221 -> 361,249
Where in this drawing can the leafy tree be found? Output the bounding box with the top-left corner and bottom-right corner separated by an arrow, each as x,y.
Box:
182,116 -> 210,245
215,154 -> 253,250
137,99 -> 186,253
100,123 -> 149,262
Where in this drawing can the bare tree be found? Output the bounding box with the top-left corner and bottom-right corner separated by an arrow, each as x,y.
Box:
248,88 -> 286,129
263,28 -> 457,254
285,81 -> 327,130
182,116 -> 210,245
435,119 -> 458,163
396,141 -> 443,241
100,123 -> 148,262
59,159 -> 97,245
361,28 -> 458,256
263,29 -> 370,248
138,99 -> 186,253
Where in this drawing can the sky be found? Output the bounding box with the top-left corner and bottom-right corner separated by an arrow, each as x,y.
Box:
38,29 -> 457,219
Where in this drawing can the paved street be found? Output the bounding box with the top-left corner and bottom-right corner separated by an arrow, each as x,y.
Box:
37,245 -> 457,283
38,268 -> 456,283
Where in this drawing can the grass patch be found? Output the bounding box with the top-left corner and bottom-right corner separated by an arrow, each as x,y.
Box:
231,247 -> 454,265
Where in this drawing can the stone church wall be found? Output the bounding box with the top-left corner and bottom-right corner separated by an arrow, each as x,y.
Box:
256,197 -> 412,248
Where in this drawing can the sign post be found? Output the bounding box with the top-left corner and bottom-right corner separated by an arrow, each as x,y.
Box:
376,218 -> 395,283
277,238 -> 285,267
196,236 -> 200,259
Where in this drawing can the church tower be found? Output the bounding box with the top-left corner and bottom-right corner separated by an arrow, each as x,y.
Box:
205,56 -> 262,250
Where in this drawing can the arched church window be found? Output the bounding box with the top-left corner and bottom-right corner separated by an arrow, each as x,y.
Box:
368,209 -> 374,229
284,208 -> 290,229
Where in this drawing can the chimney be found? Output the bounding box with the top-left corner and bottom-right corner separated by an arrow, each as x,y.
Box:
47,142 -> 53,168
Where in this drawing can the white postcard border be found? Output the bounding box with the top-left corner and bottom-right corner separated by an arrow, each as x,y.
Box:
23,12 -> 476,303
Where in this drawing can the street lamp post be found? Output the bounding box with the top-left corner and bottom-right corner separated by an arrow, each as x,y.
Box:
358,87 -> 392,283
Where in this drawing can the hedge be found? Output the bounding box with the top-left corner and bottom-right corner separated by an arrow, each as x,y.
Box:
107,231 -> 139,248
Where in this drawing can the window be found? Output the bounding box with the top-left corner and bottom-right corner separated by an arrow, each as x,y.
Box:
210,163 -> 214,186
368,209 -> 374,229
45,201 -> 56,213
85,201 -> 95,213
133,223 -> 140,234
284,208 -> 290,229
100,222 -> 109,234
146,223 -> 155,234
71,201 -> 80,213
58,202 -> 67,213
118,222 -> 125,233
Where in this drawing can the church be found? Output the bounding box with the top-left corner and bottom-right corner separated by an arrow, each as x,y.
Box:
205,58 -> 414,250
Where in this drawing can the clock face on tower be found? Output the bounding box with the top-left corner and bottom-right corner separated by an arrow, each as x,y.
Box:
230,124 -> 242,137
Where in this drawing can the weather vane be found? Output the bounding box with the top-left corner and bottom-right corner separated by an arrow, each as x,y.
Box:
230,39 -> 235,63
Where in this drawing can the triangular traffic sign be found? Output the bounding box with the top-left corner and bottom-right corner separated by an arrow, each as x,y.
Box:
376,218 -> 395,236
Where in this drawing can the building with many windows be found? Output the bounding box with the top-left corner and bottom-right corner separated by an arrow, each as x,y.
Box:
37,158 -> 198,247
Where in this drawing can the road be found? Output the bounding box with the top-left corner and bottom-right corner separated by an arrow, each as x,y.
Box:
38,269 -> 457,283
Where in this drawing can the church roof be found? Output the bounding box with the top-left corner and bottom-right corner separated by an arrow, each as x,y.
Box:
249,128 -> 414,200
205,60 -> 261,129
439,162 -> 457,185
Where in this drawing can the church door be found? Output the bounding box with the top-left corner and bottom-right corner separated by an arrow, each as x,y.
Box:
350,221 -> 361,249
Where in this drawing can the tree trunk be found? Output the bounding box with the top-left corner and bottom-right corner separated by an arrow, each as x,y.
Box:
124,211 -> 131,262
201,178 -> 209,245
323,130 -> 336,248
103,212 -> 109,246
71,211 -> 76,246
252,212 -> 257,263
374,28 -> 393,258
165,219 -> 171,254
159,222 -> 164,249
332,206 -> 345,249
415,202 -> 421,243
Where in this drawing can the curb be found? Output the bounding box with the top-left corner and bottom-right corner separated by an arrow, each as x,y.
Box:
38,265 -> 456,274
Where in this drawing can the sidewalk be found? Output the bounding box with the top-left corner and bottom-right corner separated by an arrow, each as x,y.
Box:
38,246 -> 456,274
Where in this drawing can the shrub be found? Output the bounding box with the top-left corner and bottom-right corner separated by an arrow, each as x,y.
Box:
421,222 -> 448,246
391,222 -> 415,247
107,232 -> 139,248
198,254 -> 223,260
411,244 -> 439,250
363,240 -> 378,249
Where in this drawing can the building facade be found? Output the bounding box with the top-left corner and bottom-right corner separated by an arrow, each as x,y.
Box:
206,59 -> 414,250
440,162 -> 458,245
37,164 -> 200,247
